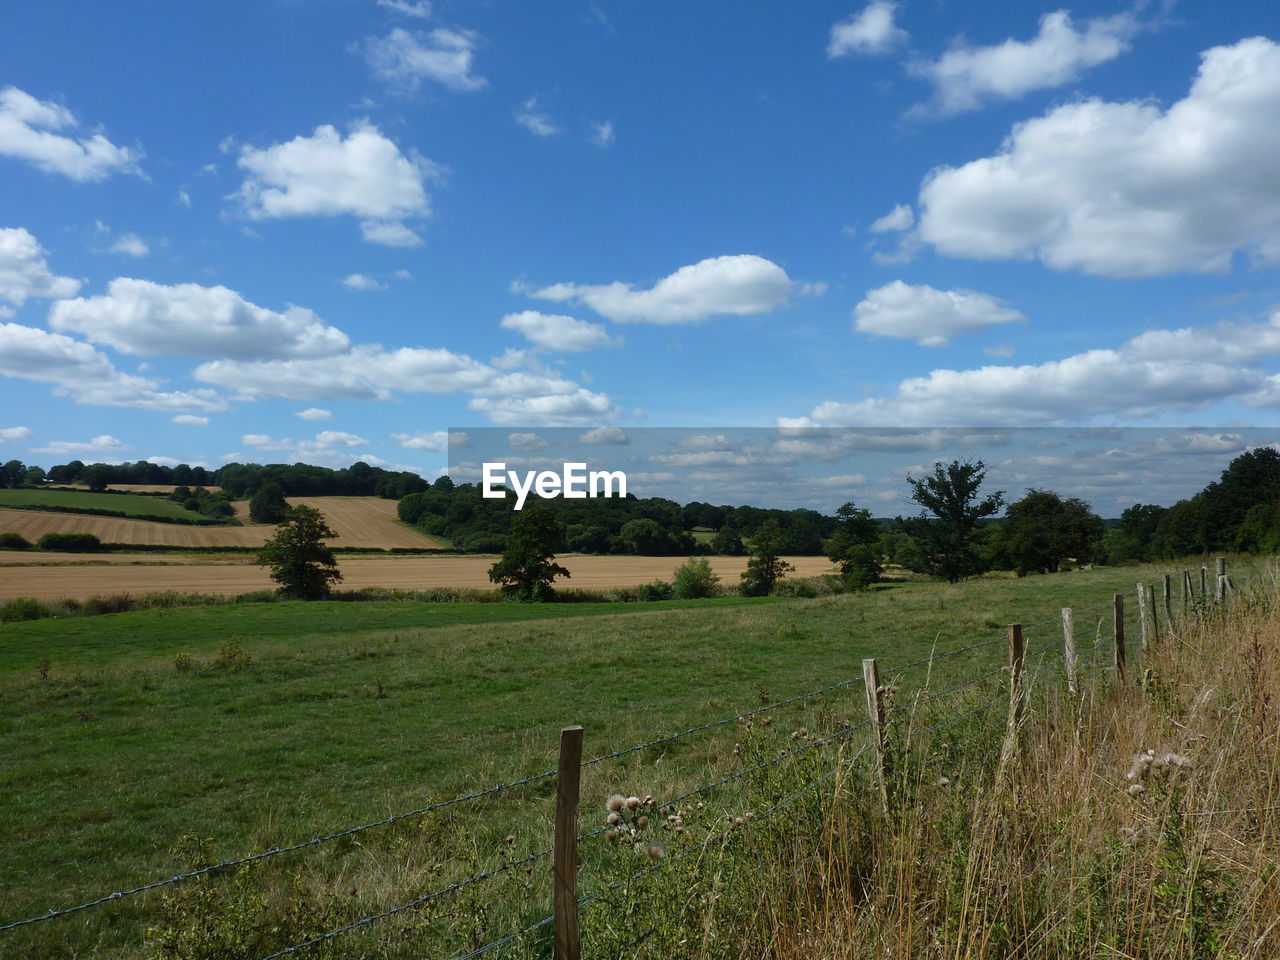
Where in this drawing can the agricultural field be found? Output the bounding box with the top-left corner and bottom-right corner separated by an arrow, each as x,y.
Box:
0,495 -> 445,553
0,488 -> 208,522
0,559 -> 1233,958
0,553 -> 838,601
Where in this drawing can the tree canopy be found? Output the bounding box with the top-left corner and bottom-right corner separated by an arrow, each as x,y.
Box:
256,505 -> 343,599
487,506 -> 571,601
898,460 -> 1004,583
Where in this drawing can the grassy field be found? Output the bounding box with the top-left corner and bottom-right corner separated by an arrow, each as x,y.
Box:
0,558 -> 1237,958
0,488 -> 207,521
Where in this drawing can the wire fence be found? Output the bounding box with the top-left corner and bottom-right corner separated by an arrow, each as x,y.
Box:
3,559 -> 1264,960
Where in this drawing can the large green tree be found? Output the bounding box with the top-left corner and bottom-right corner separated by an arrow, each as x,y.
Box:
826,501 -> 882,588
248,481 -> 289,524
999,489 -> 1105,575
899,459 -> 1004,583
740,518 -> 794,596
487,506 -> 570,601
256,505 -> 343,599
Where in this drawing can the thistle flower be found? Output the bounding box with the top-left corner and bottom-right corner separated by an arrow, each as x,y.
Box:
607,812 -> 621,825
645,843 -> 665,859
1127,783 -> 1145,797
636,816 -> 649,828
605,829 -> 617,841
606,794 -> 626,812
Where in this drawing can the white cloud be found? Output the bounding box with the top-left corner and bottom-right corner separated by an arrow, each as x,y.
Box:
508,431 -> 549,451
32,434 -> 131,456
108,232 -> 149,257
828,2 -> 908,58
913,37 -> 1280,277
377,0 -> 432,18
526,254 -> 793,324
295,407 -> 332,421
0,86 -> 141,181
362,27 -> 486,93
342,272 -> 387,291
869,204 -> 913,233
0,425 -> 33,443
171,414 -> 209,426
854,280 -> 1025,346
500,310 -> 620,351
0,227 -> 81,310
231,122 -> 435,246
0,321 -> 227,411
1121,308 -> 1280,367
580,426 -> 629,445
315,430 -> 367,447
515,96 -> 560,137
50,278 -> 351,359
195,344 -> 491,401
590,121 -> 615,147
913,11 -> 1138,115
240,431 -> 400,468
392,430 -> 448,451
177,189 -> 191,208
984,343 -> 1015,358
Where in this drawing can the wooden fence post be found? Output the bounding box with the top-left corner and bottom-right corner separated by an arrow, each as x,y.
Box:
554,725 -> 583,960
1218,574 -> 1230,611
863,658 -> 888,811
1062,607 -> 1077,696
1162,575 -> 1173,629
1113,594 -> 1126,682
998,625 -> 1026,772
1148,584 -> 1160,644
1183,569 -> 1193,613
1201,565 -> 1208,599
1137,582 -> 1151,655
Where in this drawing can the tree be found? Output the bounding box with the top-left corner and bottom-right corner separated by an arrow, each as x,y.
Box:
256,505 -> 343,599
827,501 -> 882,588
672,556 -> 720,599
710,526 -> 745,555
740,518 -> 794,596
81,464 -> 111,492
999,489 -> 1105,575
1,460 -> 26,488
487,506 -> 570,601
898,459 -> 1004,583
248,482 -> 289,524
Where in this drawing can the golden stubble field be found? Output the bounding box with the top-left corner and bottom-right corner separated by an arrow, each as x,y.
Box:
0,554 -> 838,601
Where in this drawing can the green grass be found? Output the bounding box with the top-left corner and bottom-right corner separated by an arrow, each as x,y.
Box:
0,488 -> 208,522
0,558 -> 1250,957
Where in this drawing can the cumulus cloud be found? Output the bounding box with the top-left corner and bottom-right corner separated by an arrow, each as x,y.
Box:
0,321 -> 226,411
49,279 -> 351,360
514,96 -> 560,137
230,122 -> 435,246
0,86 -> 141,181
0,425 -> 33,443
392,430 -> 448,451
0,227 -> 81,311
912,11 -> 1138,115
580,426 -> 629,445
361,27 -> 486,93
854,280 -> 1025,346
342,273 -> 387,291
500,310 -> 620,351
377,0 -> 433,18
525,254 -> 793,324
508,431 -> 549,451
912,37 -> 1280,276
869,204 -> 914,233
171,414 -> 209,426
239,431 -> 405,468
32,434 -> 131,456
295,407 -> 332,421
828,2 -> 908,58
1121,308 -> 1280,367
590,121 -> 615,147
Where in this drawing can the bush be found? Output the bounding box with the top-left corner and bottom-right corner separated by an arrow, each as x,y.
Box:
636,580 -> 674,601
672,556 -> 720,599
0,532 -> 32,549
36,532 -> 101,552
0,597 -> 63,622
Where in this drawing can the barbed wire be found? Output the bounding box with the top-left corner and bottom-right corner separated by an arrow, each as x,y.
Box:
256,847 -> 552,960
449,913 -> 556,960
0,767 -> 556,934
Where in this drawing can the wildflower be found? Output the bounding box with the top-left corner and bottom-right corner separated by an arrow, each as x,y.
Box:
645,843 -> 665,859
605,829 -> 617,841
626,796 -> 641,810
761,716 -> 773,726
1161,752 -> 1192,769
743,811 -> 754,822
1127,783 -> 1145,797
643,795 -> 653,806
504,835 -> 515,844
607,812 -> 621,825
936,776 -> 951,787
636,816 -> 649,828
606,794 -> 626,812
733,816 -> 746,828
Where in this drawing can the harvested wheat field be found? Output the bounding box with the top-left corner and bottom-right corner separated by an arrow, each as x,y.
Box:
0,498 -> 444,549
0,554 -> 838,601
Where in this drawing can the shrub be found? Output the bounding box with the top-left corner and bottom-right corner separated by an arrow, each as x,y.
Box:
0,532 -> 32,549
636,580 -> 674,601
0,597 -> 63,622
672,556 -> 720,599
36,532 -> 101,552
212,638 -> 254,672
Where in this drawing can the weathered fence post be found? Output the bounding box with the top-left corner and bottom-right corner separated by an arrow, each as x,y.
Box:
1218,574 -> 1230,611
554,725 -> 583,960
1162,575 -> 1173,629
1182,569 -> 1193,613
998,625 -> 1026,771
862,658 -> 889,811
1137,582 -> 1151,655
1113,594 -> 1126,682
1062,607 -> 1077,696
1148,584 -> 1160,644
1201,564 -> 1208,599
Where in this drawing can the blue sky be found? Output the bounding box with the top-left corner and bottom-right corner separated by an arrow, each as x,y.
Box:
2,0 -> 1280,499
